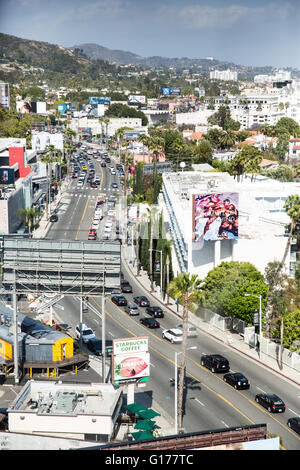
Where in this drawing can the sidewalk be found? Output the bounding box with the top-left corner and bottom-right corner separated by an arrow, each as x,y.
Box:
122,245 -> 300,388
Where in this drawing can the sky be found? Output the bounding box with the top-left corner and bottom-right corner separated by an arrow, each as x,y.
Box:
1,0 -> 300,69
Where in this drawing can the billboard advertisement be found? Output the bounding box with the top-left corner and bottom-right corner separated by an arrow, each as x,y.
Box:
162,88 -> 181,95
112,337 -> 149,385
57,102 -> 72,114
0,168 -> 15,185
128,95 -> 146,105
89,96 -> 111,105
193,193 -> 239,241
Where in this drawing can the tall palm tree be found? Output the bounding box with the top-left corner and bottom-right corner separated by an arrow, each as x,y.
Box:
138,134 -> 150,161
146,206 -> 159,291
167,273 -> 201,432
134,194 -> 144,276
40,145 -> 58,220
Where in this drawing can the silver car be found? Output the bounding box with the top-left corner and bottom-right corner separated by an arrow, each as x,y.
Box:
125,303 -> 140,316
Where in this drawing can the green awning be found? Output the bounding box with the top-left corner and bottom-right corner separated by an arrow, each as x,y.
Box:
124,403 -> 148,414
136,408 -> 161,419
131,431 -> 155,441
134,420 -> 156,431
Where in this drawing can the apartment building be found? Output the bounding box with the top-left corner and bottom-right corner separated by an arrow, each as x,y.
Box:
209,69 -> 238,81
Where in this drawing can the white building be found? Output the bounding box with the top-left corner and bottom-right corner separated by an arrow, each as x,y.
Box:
161,171 -> 300,278
254,70 -> 292,84
0,81 -> 10,109
31,132 -> 64,152
210,69 -> 238,81
8,380 -> 123,443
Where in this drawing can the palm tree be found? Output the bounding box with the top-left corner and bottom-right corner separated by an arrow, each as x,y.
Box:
138,134 -> 150,161
162,240 -> 173,302
40,145 -> 58,220
17,206 -> 40,236
219,130 -> 236,150
167,273 -> 201,431
146,207 -> 159,291
281,195 -> 300,268
134,193 -> 144,276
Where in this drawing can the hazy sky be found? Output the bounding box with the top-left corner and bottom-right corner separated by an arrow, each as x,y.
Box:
1,0 -> 300,68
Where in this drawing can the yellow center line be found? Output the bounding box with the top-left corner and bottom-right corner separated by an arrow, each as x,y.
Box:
75,197 -> 89,240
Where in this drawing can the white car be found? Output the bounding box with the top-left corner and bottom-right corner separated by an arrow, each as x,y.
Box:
91,219 -> 99,230
105,222 -> 113,229
77,180 -> 84,187
94,212 -> 103,221
75,323 -> 95,343
176,323 -> 198,338
107,210 -> 115,217
162,328 -> 183,344
111,169 -> 116,175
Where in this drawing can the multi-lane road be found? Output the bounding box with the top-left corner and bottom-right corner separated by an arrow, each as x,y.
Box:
46,143 -> 300,449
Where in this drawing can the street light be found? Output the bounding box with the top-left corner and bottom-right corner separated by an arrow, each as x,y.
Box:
245,294 -> 262,359
149,248 -> 163,297
174,346 -> 197,434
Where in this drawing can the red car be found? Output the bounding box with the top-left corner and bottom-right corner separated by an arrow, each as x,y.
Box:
72,173 -> 78,178
89,228 -> 97,235
90,182 -> 97,188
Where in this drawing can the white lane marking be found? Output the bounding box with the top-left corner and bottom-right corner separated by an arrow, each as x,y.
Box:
221,421 -> 229,428
256,386 -> 267,394
288,408 -> 299,415
194,398 -> 205,407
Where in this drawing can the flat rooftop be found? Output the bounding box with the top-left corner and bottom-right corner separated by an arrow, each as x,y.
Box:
10,380 -> 122,417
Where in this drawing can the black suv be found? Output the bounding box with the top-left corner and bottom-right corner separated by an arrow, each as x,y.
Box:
121,281 -> 133,293
111,295 -> 127,306
145,306 -> 164,318
201,354 -> 230,373
255,393 -> 285,413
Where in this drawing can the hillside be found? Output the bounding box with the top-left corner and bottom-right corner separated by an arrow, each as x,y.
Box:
70,43 -> 143,65
0,33 -> 115,75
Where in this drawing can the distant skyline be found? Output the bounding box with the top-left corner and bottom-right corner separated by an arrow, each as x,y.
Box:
1,0 -> 300,69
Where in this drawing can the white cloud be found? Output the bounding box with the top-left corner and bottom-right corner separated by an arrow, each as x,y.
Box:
160,2 -> 297,30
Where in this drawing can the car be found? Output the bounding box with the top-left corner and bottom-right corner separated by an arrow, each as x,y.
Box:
87,338 -> 102,356
111,183 -> 118,189
71,173 -> 77,178
105,157 -> 111,163
145,306 -> 164,318
108,210 -> 115,216
255,393 -> 285,413
133,296 -> 150,307
176,323 -> 198,338
90,182 -> 97,188
88,233 -> 97,240
105,222 -> 113,228
124,303 -> 140,316
111,295 -> 127,306
140,317 -> 160,328
94,211 -> 103,220
223,372 -> 250,390
287,417 -> 300,435
121,282 -> 133,293
50,214 -> 58,222
92,220 -> 100,230
77,180 -> 84,187
75,323 -> 95,343
111,169 -> 116,175
162,328 -> 183,343
201,354 -> 230,373
101,162 -> 106,167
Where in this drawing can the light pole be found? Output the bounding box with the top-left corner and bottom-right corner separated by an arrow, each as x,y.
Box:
245,293 -> 262,359
174,346 -> 197,434
149,248 -> 163,297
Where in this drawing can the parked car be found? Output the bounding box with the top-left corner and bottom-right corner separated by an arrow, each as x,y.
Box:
88,232 -> 97,240
133,296 -> 150,307
176,323 -> 198,337
121,282 -> 133,293
111,182 -> 118,189
92,220 -> 100,230
50,214 -> 58,222
223,372 -> 250,389
124,303 -> 140,316
140,317 -> 160,329
255,393 -> 285,413
111,295 -> 127,306
75,324 -> 95,343
287,417 -> 300,435
145,306 -> 164,318
87,338 -> 102,356
162,328 -> 183,343
201,354 -> 230,373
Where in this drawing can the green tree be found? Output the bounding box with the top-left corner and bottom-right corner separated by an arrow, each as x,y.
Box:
40,145 -> 59,219
199,261 -> 268,323
282,195 -> 300,267
228,145 -> 263,182
168,273 -> 201,432
17,206 -> 40,236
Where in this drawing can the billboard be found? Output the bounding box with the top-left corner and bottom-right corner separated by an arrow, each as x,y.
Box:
112,337 -> 150,385
193,193 -> 239,241
128,95 -> 146,105
57,102 -> 72,114
162,88 -> 181,95
0,168 -> 15,185
89,96 -> 111,105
